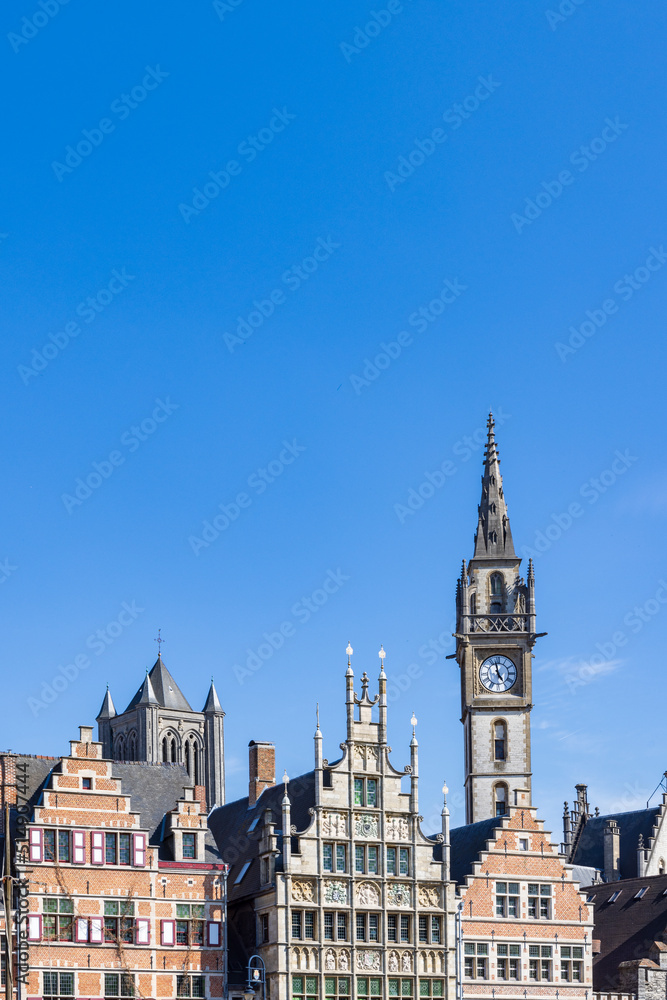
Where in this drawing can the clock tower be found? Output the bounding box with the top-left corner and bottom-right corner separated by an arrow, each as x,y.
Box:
454,414 -> 543,824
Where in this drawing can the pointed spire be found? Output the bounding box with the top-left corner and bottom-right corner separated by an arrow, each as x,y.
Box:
137,671 -> 158,706
203,679 -> 224,714
96,685 -> 116,720
472,412 -> 516,560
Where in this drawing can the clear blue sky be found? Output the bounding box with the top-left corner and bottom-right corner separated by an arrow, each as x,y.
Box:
2,0 -> 666,838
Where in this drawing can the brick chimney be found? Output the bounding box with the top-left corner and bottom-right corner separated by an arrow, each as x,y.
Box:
248,741 -> 275,807
604,819 -> 621,881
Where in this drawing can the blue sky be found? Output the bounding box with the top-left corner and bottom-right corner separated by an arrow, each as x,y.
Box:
1,0 -> 666,838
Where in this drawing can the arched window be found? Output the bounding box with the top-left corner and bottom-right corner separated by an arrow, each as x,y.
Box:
470,593 -> 477,615
494,782 -> 509,817
494,721 -> 507,761
162,737 -> 169,762
127,732 -> 137,761
170,738 -> 177,763
115,735 -> 125,761
490,574 -> 503,596
185,736 -> 200,784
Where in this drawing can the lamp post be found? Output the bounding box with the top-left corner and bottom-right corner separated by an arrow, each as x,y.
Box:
246,955 -> 266,1000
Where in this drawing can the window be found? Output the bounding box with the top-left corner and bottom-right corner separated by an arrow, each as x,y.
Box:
43,972 -> 75,998
418,982 -> 443,999
355,845 -> 379,874
490,573 -> 502,596
177,976 -> 205,998
387,846 -> 409,876
529,945 -> 552,981
470,593 -> 477,615
354,778 -> 378,807
103,832 -> 132,866
635,887 -> 648,900
519,838 -> 528,851
323,843 -> 346,873
323,911 -> 351,942
358,979 -> 382,999
497,944 -> 521,981
175,904 -> 205,946
608,890 -> 622,903
560,946 -> 583,982
400,915 -> 411,943
43,897 -> 74,941
1,954 -> 4,989
293,976 -> 318,1000
337,913 -> 348,941
325,977 -> 350,1000
388,980 -> 413,998
104,900 -> 135,944
495,882 -> 519,918
388,914 -> 397,942
182,833 -> 196,859
82,777 -> 92,789
104,973 -> 135,996
418,916 -> 441,944
356,913 -> 379,942
528,883 -> 551,919
324,913 -> 334,941
464,943 -> 488,980
261,914 -> 269,943
494,722 -> 507,761
494,783 -> 508,817
44,829 -> 71,863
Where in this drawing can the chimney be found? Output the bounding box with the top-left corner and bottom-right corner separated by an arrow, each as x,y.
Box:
604,819 -> 621,881
248,741 -> 275,807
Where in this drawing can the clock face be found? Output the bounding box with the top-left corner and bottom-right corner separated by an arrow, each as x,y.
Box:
479,655 -> 517,693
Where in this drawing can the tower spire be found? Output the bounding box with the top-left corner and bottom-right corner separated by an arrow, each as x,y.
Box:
473,412 -> 515,559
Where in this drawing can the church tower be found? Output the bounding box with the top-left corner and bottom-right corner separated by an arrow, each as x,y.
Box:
455,414 -> 542,824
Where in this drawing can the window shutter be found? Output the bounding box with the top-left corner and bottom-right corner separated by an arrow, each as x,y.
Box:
27,915 -> 42,941
28,828 -> 42,863
161,920 -> 175,946
135,918 -> 150,945
90,917 -> 103,943
91,831 -> 104,865
207,921 -> 221,946
75,917 -> 89,943
72,830 -> 86,864
133,833 -> 146,867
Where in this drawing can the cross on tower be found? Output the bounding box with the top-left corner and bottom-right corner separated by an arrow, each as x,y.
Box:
154,629 -> 165,656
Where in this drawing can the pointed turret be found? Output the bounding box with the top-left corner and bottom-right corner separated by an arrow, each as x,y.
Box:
203,679 -> 224,714
97,686 -> 116,720
473,412 -> 516,560
137,671 -> 158,706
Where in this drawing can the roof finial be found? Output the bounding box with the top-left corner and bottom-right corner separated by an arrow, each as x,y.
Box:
411,712 -> 418,737
316,703 -> 320,729
346,641 -> 353,667
154,628 -> 165,658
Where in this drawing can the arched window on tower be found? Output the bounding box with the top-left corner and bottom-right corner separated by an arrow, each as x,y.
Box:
170,738 -> 177,763
127,732 -> 137,761
490,573 -> 503,613
494,782 -> 509,817
162,737 -> 168,762
184,736 -> 200,785
115,735 -> 125,761
494,721 -> 507,761
470,593 -> 477,615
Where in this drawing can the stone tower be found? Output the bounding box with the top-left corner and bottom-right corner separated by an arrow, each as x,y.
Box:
454,414 -> 542,823
96,652 -> 226,809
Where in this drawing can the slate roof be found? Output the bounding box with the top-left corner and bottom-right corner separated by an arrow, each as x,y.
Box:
0,754 -> 58,841
124,655 -> 193,713
208,770 -> 316,902
586,874 -> 667,991
449,817 -> 504,885
572,808 -> 660,880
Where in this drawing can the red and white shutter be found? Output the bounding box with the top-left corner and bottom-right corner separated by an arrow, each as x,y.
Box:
90,917 -> 103,944
90,831 -> 104,865
27,915 -> 42,941
160,920 -> 175,946
133,833 -> 146,867
135,918 -> 150,945
28,828 -> 43,862
75,917 -> 89,942
72,830 -> 86,864
207,921 -> 221,946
